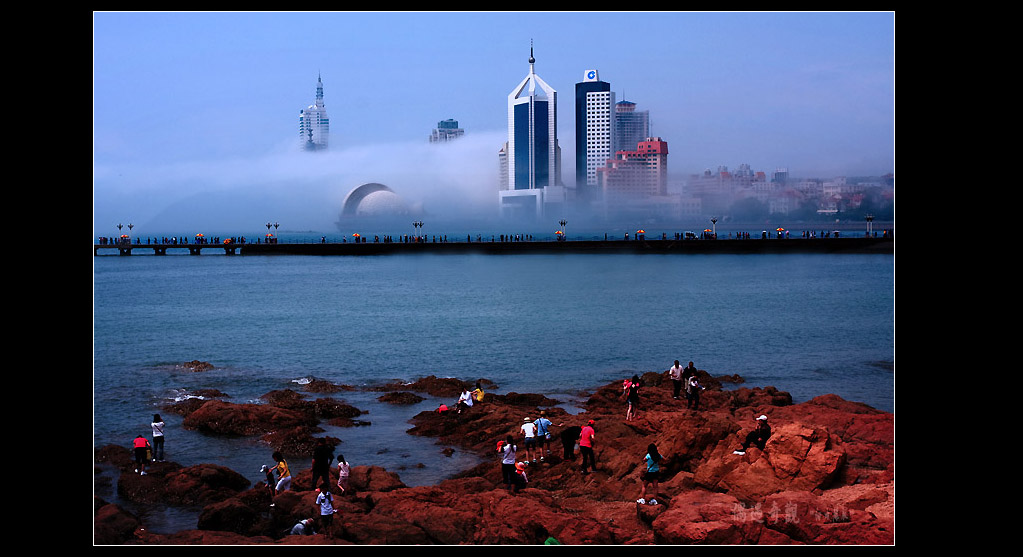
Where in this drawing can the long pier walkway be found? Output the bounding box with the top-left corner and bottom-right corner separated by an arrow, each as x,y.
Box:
95,236 -> 893,256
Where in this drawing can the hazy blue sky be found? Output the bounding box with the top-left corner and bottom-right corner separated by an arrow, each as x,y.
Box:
93,11 -> 894,234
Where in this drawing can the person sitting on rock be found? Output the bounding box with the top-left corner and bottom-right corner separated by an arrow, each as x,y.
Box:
733,415 -> 772,455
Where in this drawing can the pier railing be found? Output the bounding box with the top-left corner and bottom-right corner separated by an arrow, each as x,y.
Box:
95,235 -> 893,256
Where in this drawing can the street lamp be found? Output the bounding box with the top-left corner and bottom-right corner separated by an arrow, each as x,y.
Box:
274,222 -> 280,242
865,214 -> 874,237
412,220 -> 424,241
710,217 -> 718,239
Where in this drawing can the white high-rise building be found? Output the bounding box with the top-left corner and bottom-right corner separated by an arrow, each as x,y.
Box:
584,86 -> 615,187
299,74 -> 329,151
499,44 -> 562,219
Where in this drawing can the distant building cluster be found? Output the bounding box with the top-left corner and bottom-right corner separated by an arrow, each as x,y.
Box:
430,119 -> 464,143
308,49 -> 892,225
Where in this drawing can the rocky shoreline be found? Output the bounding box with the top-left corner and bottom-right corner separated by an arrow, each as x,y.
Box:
94,369 -> 894,545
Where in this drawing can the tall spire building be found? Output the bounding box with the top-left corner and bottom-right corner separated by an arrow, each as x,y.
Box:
299,74 -> 329,151
499,43 -> 564,219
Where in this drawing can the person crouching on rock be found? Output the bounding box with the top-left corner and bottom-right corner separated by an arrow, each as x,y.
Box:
733,415 -> 772,455
290,518 -> 315,536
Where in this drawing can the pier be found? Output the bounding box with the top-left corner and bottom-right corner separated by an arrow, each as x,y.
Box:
95,236 -> 893,256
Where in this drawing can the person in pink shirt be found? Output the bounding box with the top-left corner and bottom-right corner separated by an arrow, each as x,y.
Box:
579,420 -> 596,474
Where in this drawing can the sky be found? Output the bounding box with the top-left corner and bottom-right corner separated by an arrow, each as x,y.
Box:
93,11 -> 895,235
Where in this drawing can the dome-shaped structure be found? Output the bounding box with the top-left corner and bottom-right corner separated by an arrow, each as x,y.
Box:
340,183 -> 408,217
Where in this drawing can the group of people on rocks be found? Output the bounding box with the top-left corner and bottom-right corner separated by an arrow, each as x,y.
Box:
130,363 -> 775,536
261,441 -> 351,537
489,359 -> 773,507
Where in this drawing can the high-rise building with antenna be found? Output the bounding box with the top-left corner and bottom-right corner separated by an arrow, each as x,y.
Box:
499,43 -> 564,218
299,74 -> 329,151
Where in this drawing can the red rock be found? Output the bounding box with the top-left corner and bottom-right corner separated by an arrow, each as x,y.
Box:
182,399 -> 318,435
94,499 -> 142,545
98,375 -> 894,545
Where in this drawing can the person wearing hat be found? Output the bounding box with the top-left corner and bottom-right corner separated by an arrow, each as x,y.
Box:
520,416 -> 539,463
260,464 -> 277,499
579,420 -> 596,474
511,461 -> 529,493
733,415 -> 772,455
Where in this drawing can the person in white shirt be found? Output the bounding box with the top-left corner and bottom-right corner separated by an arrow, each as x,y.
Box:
151,414 -> 165,462
520,417 -> 538,463
668,360 -> 684,400
499,436 -> 518,491
457,390 -> 474,413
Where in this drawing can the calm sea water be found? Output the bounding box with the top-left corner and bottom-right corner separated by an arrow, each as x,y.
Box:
93,248 -> 894,533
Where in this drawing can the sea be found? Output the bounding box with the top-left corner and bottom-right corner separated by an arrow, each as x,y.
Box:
93,229 -> 895,534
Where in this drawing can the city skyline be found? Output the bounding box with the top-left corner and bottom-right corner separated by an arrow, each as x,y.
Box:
93,11 -> 895,233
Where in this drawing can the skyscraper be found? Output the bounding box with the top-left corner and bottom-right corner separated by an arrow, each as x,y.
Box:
575,70 -> 614,202
299,74 -> 329,151
499,44 -> 563,218
614,100 -> 650,154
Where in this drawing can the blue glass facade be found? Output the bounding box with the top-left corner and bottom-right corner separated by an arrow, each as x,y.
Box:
513,100 -> 551,190
514,104 -> 531,190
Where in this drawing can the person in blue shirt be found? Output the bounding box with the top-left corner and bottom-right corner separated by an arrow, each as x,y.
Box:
637,443 -> 662,505
533,411 -> 560,461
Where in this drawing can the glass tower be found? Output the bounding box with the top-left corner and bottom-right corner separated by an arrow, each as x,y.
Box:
614,100 -> 649,154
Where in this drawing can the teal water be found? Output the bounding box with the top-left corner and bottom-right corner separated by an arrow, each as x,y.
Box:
93,251 -> 894,532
